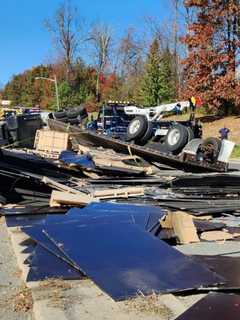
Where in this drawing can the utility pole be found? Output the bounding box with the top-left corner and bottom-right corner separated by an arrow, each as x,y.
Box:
35,75 -> 60,111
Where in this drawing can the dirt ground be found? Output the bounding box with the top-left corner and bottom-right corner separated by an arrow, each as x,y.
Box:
0,218 -> 33,320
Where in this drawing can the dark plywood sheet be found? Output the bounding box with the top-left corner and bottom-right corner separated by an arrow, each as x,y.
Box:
22,203 -> 165,278
192,255 -> 240,289
44,222 -> 223,301
19,203 -> 164,231
6,215 -> 47,228
27,245 -> 82,282
194,220 -> 226,233
175,292 -> 240,320
22,226 -> 77,270
1,206 -> 67,216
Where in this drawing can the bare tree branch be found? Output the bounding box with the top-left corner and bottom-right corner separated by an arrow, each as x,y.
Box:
44,0 -> 81,80
87,22 -> 112,101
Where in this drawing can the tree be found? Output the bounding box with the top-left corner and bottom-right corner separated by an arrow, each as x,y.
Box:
1,62 -> 97,110
45,0 -> 81,81
115,28 -> 145,101
140,39 -> 175,106
2,65 -> 55,108
182,0 -> 240,113
87,23 -> 112,102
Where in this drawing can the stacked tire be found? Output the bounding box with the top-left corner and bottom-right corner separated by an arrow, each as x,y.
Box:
52,105 -> 88,126
53,110 -> 68,123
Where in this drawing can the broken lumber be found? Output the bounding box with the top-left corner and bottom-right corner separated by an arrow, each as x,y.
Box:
50,190 -> 92,207
200,230 -> 240,241
49,187 -> 145,207
93,187 -> 144,199
42,176 -> 82,195
160,211 -> 200,244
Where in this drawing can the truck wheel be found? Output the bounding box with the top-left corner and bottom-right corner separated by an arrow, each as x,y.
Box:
165,124 -> 188,153
137,122 -> 154,145
200,137 -> 222,161
126,116 -> 148,141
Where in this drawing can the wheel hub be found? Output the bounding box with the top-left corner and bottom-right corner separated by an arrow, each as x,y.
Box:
129,120 -> 141,135
167,129 -> 180,146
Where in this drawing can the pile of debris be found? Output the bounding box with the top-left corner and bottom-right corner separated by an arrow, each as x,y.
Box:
1,124 -> 240,318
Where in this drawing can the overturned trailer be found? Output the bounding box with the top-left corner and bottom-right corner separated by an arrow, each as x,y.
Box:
48,120 -> 234,172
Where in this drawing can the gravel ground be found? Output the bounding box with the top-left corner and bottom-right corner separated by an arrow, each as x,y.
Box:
0,217 -> 33,320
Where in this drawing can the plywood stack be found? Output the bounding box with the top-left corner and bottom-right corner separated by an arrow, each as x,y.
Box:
34,129 -> 70,158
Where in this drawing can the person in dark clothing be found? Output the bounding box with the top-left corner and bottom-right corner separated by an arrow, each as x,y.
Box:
174,103 -> 182,115
189,97 -> 196,113
219,126 -> 230,140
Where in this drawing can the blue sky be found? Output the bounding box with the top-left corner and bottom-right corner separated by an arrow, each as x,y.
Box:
0,0 -> 172,86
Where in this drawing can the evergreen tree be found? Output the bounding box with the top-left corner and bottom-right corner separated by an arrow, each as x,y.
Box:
141,39 -> 175,107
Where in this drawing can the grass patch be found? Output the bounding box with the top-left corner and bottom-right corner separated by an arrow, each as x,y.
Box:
231,145 -> 240,159
125,292 -> 172,318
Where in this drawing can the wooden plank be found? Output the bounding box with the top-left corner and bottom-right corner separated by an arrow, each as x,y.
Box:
42,176 -> 83,195
49,186 -> 145,207
50,190 -> 92,207
200,231 -> 240,241
93,187 -> 144,199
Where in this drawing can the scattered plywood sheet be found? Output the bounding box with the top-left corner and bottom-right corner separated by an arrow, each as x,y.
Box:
43,221 -> 222,301
34,130 -> 70,154
200,230 -> 240,241
175,292 -> 240,320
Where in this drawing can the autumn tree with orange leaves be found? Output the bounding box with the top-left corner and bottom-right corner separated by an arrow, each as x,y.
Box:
182,0 -> 240,114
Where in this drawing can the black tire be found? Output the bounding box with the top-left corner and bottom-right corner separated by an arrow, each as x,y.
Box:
78,106 -> 88,119
201,137 -> 222,160
67,109 -> 79,119
68,118 -> 79,125
186,127 -> 195,142
53,111 -> 67,119
48,113 -> 54,119
125,116 -> 148,141
58,117 -> 68,123
165,124 -> 189,153
136,122 -> 154,145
